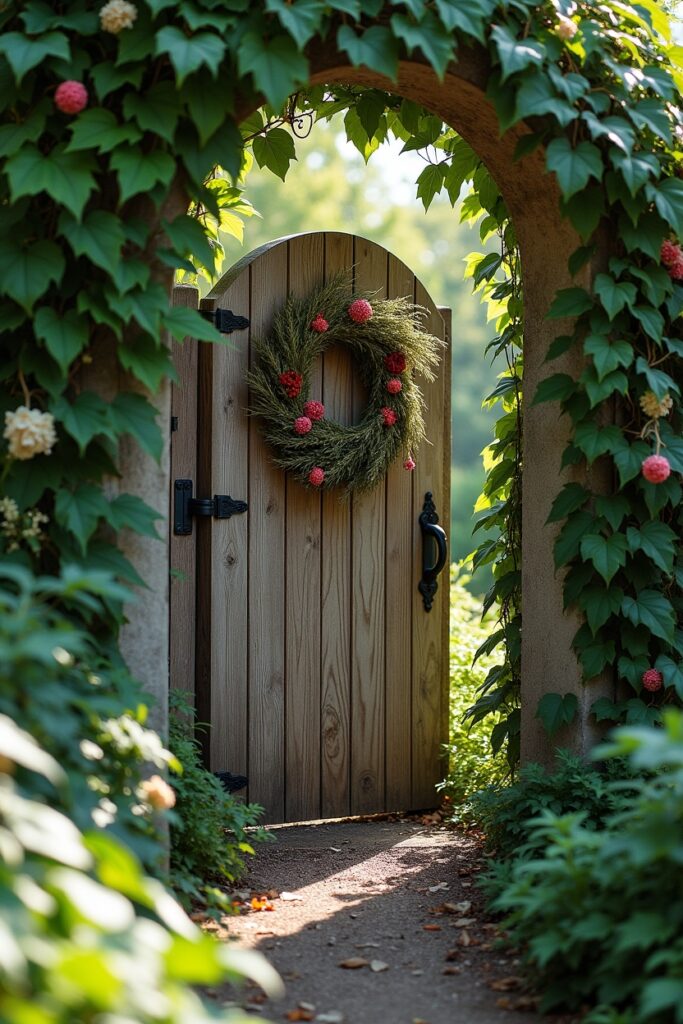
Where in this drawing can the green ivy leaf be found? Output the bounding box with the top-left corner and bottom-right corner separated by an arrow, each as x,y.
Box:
0,239 -> 64,314
109,393 -> 162,462
619,211 -> 667,261
594,494 -> 631,531
547,287 -> 593,319
123,82 -> 182,145
6,144 -> 96,220
546,482 -> 588,524
155,26 -> 226,86
580,532 -> 628,584
531,373 -> 575,405
110,146 -> 175,204
391,12 -> 455,79
59,210 -> 125,275
54,485 -> 110,553
583,367 -> 628,407
645,178 -> 683,238
337,25 -> 399,81
52,392 -> 116,454
593,274 -> 636,320
415,163 -> 446,211
535,692 -> 578,737
610,149 -> 659,196
162,306 -> 224,344
574,422 -> 624,463
183,73 -> 232,146
107,494 -> 162,538
584,334 -> 633,381
162,214 -> 215,272
0,31 -> 70,83
66,108 -> 141,153
264,0 -> 325,48
0,106 -> 46,158
622,590 -> 675,643
579,584 -> 624,634
4,456 -> 61,508
34,307 -> 88,373
516,76 -> 575,128
627,521 -> 677,575
546,138 -> 603,200
434,0 -> 492,42
252,127 -> 297,181
490,24 -> 544,82
554,510 -> 595,567
613,439 -> 650,486
118,336 -> 177,392
654,655 -> 683,699
632,306 -> 665,342
238,32 -> 309,108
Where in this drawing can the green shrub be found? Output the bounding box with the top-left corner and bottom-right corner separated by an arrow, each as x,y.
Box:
463,748 -> 630,862
439,565 -> 507,804
489,711 -> 683,1021
0,714 -> 281,1023
169,693 -> 269,912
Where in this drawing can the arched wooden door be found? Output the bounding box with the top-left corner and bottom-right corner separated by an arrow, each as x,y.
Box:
170,232 -> 451,824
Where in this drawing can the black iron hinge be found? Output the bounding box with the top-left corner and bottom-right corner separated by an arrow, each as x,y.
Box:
174,479 -> 248,536
200,307 -> 250,334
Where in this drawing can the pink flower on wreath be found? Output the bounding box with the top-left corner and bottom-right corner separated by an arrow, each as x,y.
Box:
381,407 -> 397,427
54,81 -> 88,114
308,467 -> 325,487
642,454 -> 671,484
279,370 -> 302,398
294,416 -> 312,435
661,240 -> 681,267
348,298 -> 373,324
670,258 -> 683,282
642,668 -> 663,693
386,378 -> 402,395
384,351 -> 407,374
303,400 -> 325,421
311,313 -> 329,333
403,456 -> 416,471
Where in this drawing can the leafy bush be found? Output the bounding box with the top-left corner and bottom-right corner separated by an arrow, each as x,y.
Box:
0,714 -> 281,1023
438,565 -> 508,804
0,568 -> 281,1020
169,694 -> 269,912
463,748 -> 630,862
488,711 -> 683,1021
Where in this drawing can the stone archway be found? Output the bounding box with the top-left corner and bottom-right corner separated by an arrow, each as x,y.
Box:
122,47 -> 610,762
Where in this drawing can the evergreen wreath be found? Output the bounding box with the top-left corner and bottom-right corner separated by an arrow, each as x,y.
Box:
247,275 -> 443,492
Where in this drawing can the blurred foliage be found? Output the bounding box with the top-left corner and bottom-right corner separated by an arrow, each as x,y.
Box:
169,692 -> 268,915
0,568 -> 279,1021
482,711 -> 683,1022
439,565 -> 508,804
216,116 -> 497,590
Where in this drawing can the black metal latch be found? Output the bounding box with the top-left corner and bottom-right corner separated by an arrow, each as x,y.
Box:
174,479 -> 248,536
418,492 -> 448,612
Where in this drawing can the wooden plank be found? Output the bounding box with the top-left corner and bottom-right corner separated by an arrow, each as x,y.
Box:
169,286 -> 199,713
350,237 -> 387,814
200,272 -> 251,777
321,232 -> 354,818
412,282 -> 447,809
385,257 -> 415,811
285,233 -> 325,821
438,306 -> 453,769
248,245 -> 288,822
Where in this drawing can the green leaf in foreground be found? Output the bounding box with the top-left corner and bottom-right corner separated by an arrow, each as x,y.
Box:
535,692 -> 578,737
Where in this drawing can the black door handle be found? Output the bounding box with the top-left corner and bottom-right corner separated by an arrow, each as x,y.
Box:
418,492 -> 448,612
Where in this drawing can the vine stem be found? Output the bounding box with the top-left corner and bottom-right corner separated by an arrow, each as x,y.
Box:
17,370 -> 31,408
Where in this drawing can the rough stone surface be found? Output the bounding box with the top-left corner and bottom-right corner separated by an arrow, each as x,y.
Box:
208,819 -> 555,1024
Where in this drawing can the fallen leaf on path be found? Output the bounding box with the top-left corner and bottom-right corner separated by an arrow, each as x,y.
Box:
285,1010 -> 314,1022
445,949 -> 460,961
442,966 -> 462,976
338,957 -> 369,969
446,901 -> 471,914
428,882 -> 449,892
279,892 -> 303,901
489,977 -> 524,992
369,960 -> 389,972
355,942 -> 380,949
317,1014 -> 345,1023
422,924 -> 441,932
329,847 -> 342,853
495,996 -> 539,1011
457,931 -> 472,946
452,918 -> 477,928
250,896 -> 274,912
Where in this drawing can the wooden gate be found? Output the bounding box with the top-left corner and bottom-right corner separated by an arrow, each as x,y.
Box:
170,232 -> 450,823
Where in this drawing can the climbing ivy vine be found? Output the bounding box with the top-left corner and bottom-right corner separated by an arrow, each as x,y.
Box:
0,0 -> 681,760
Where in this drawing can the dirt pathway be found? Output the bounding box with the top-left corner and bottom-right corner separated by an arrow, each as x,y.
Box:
210,819 -> 541,1024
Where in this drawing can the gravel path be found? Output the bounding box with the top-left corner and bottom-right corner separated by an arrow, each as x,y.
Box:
207,818 -> 545,1024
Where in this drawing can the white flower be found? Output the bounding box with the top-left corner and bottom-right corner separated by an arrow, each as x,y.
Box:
139,774 -> 176,810
99,0 -> 137,33
4,406 -> 56,460
556,14 -> 578,40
